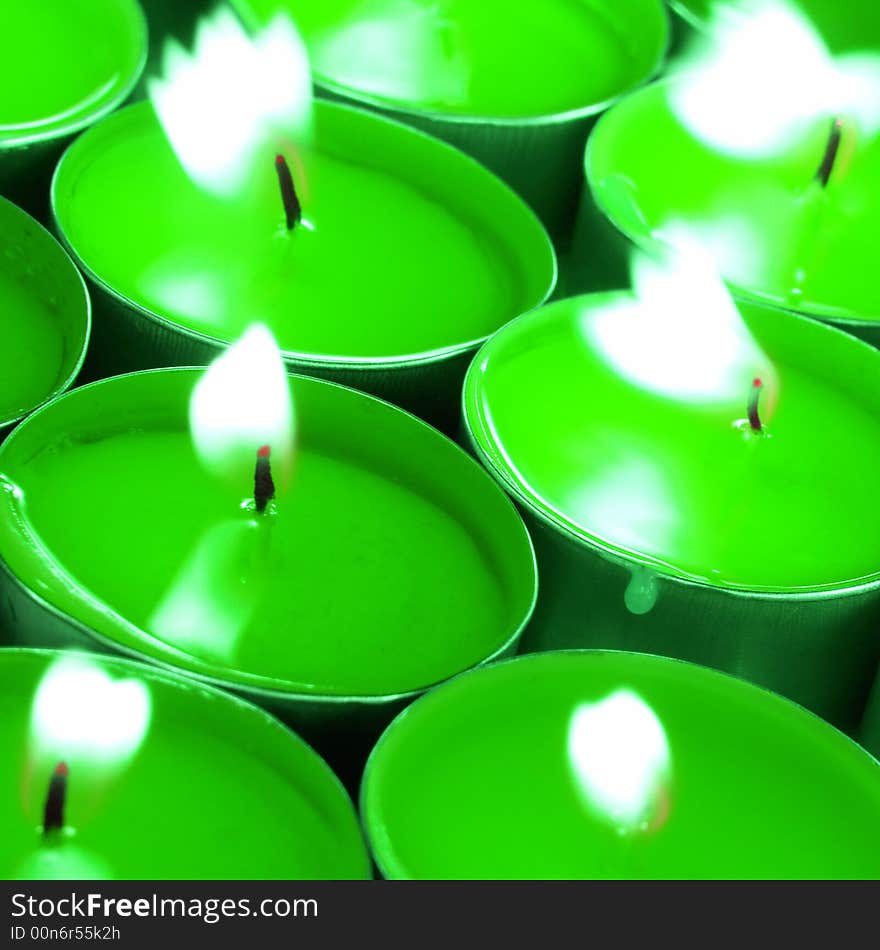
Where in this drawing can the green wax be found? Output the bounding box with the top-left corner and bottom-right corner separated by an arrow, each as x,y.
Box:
363,651 -> 880,879
0,197 -> 90,428
465,294 -> 880,589
0,371 -> 534,696
232,0 -> 668,118
587,81 -> 880,322
0,274 -> 64,423
1,650 -> 369,879
54,101 -> 553,361
0,0 -> 146,148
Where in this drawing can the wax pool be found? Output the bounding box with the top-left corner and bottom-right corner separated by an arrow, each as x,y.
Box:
0,197 -> 90,430
1,649 -> 369,879
0,371 -> 534,698
464,293 -> 880,590
362,651 -> 880,878
53,100 -> 553,363
586,81 -> 880,327
232,0 -> 668,119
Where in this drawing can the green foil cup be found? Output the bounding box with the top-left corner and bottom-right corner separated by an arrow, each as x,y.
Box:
362,650 -> 880,879
0,0 -> 147,222
231,0 -> 670,245
0,369 -> 537,786
51,99 -> 556,434
0,197 -> 90,439
462,293 -> 880,733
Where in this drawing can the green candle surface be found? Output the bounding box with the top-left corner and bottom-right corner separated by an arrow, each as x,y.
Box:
362,651 -> 880,879
0,0 -> 146,149
0,197 -> 90,428
232,0 -> 668,119
587,81 -> 880,323
1,649 -> 369,879
464,293 -> 880,590
0,371 -> 534,697
53,101 -> 554,362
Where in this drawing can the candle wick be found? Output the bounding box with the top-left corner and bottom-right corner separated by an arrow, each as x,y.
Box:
748,378 -> 764,433
42,762 -> 68,837
254,445 -> 275,514
815,118 -> 843,189
274,154 -> 302,231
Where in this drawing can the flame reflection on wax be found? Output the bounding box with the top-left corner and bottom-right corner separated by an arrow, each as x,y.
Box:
568,689 -> 672,835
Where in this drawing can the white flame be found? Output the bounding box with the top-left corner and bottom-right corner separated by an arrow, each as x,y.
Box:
669,0 -> 880,156
149,9 -> 312,194
190,323 -> 295,497
584,229 -> 779,413
30,656 -> 151,769
568,690 -> 671,833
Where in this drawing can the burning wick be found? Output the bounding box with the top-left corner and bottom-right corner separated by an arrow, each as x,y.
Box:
748,378 -> 764,433
42,762 -> 68,837
274,154 -> 302,231
254,445 -> 276,514
815,118 -> 843,189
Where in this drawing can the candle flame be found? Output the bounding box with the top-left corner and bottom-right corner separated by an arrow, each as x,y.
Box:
669,0 -> 880,157
29,656 -> 151,772
148,8 -> 312,194
189,323 -> 295,499
584,228 -> 780,418
568,690 -> 671,834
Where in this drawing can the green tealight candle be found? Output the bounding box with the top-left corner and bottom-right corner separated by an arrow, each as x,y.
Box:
52,99 -> 554,427
0,369 -> 535,771
230,0 -> 669,240
0,0 -> 147,218
1,648 -> 369,879
362,651 -> 880,879
463,291 -> 880,729
585,81 -> 880,341
0,197 -> 90,435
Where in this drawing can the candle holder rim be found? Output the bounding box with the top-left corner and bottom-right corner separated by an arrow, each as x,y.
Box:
359,646 -> 880,879
0,366 -> 538,704
462,289 -> 880,600
49,100 -> 558,370
0,197 -> 92,433
584,78 -> 880,327
0,0 -> 148,152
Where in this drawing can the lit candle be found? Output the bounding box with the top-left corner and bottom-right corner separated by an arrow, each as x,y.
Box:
0,0 -> 147,219
51,10 -> 554,429
0,328 -> 535,777
0,197 -> 90,436
2,649 -> 369,879
229,0 -> 670,241
363,651 -> 880,878
584,0 -> 880,340
462,246 -> 880,730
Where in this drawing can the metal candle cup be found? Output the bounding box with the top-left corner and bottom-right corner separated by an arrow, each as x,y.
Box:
0,648 -> 370,879
0,197 -> 90,439
362,651 -> 880,878
0,369 -> 536,780
462,292 -> 880,732
230,0 -> 669,244
582,79 -> 880,344
0,0 -> 147,222
51,99 -> 555,432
